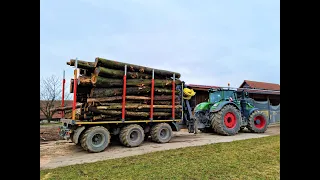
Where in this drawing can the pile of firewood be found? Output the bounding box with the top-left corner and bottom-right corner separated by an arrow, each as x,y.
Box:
66,57 -> 182,121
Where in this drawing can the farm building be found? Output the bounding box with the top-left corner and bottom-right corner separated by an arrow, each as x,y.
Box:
238,80 -> 280,105
40,100 -> 73,121
185,80 -> 280,124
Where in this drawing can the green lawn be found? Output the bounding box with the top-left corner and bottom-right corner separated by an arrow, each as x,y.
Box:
40,135 -> 280,180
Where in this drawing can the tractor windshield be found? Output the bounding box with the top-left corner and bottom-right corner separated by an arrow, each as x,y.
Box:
209,92 -> 222,103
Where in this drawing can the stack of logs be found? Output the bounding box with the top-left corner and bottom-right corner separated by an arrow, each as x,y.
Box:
66,57 -> 182,121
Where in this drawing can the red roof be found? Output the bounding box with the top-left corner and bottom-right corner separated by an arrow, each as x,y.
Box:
239,80 -> 280,91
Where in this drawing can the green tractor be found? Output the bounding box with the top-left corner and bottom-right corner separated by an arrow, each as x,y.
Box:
194,87 -> 268,136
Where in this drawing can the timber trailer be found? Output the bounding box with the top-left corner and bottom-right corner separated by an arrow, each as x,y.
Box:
59,60 -> 268,153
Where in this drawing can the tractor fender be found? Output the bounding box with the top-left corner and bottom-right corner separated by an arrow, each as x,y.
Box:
248,108 -> 259,116
73,126 -> 86,144
210,101 -> 240,113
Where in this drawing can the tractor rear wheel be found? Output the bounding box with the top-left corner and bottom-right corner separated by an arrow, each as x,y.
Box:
80,126 -> 111,153
247,111 -> 268,133
119,124 -> 145,147
151,123 -> 173,143
211,105 -> 241,136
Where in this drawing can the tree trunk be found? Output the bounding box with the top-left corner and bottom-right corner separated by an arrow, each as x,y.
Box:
90,87 -> 180,98
67,59 -> 95,70
94,67 -> 157,79
94,57 -> 181,78
91,75 -> 181,88
96,104 -> 182,110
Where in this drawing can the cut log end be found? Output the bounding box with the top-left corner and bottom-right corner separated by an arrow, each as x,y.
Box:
91,75 -> 97,85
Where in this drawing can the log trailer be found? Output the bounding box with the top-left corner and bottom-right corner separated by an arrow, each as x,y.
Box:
59,59 -> 268,153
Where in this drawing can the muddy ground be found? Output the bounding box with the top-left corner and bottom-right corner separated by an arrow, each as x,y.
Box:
40,124 -> 63,142
40,125 -> 279,170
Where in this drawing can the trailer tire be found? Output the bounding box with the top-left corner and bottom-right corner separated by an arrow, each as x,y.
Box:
80,126 -> 110,153
247,110 -> 268,133
211,105 -> 241,136
151,123 -> 173,143
119,124 -> 145,147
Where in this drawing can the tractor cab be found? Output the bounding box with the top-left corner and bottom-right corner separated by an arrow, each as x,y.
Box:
208,88 -> 237,104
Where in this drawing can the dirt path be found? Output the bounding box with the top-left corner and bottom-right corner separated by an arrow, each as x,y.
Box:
40,125 -> 279,170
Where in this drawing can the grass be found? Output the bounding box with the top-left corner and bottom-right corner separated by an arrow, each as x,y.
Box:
40,135 -> 280,180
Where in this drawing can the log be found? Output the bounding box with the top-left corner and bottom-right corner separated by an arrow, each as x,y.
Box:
94,104 -> 181,112
96,104 -> 182,110
97,100 -> 181,106
90,87 -> 180,98
148,101 -> 180,105
94,67 -> 155,79
67,59 -> 95,70
87,96 -> 123,103
94,57 -> 181,78
91,75 -> 182,88
78,76 -> 92,86
93,115 -> 119,121
88,107 -> 180,117
87,95 -> 180,103
70,79 -> 92,93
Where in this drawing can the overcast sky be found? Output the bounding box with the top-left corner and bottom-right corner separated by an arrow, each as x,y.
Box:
40,0 -> 280,88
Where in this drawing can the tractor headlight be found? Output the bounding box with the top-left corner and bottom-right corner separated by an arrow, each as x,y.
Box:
213,103 -> 218,107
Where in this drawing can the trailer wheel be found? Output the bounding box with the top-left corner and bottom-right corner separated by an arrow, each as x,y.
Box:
80,126 -> 110,153
119,124 -> 145,147
151,123 -> 173,143
211,105 -> 241,136
247,110 -> 268,133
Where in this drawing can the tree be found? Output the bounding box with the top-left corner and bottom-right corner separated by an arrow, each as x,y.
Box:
40,75 -> 70,123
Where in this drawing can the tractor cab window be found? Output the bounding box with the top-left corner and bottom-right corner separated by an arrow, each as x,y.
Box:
224,90 -> 236,100
209,92 -> 222,103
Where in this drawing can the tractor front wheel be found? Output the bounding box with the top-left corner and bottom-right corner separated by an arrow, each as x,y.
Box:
247,111 -> 268,133
211,105 -> 241,136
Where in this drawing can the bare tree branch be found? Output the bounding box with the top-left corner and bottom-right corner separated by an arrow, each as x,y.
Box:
40,75 -> 71,121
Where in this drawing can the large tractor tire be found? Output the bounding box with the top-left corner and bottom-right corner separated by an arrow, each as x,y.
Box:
247,110 -> 268,133
80,126 -> 111,153
119,124 -> 145,147
211,105 -> 241,136
151,123 -> 173,143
